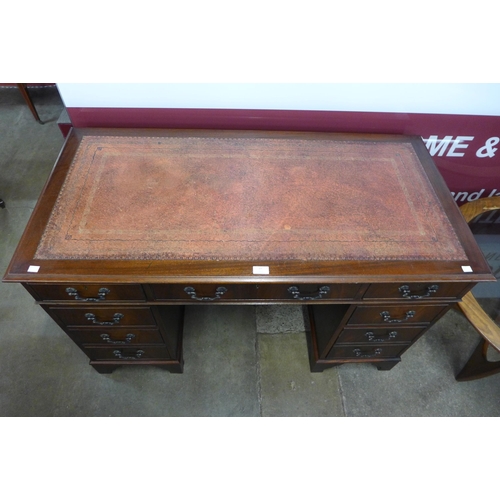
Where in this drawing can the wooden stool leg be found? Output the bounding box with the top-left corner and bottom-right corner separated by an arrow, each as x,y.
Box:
16,84 -> 44,124
456,339 -> 500,381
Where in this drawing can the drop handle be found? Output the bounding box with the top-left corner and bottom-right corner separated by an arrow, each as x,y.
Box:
100,333 -> 135,344
380,310 -> 415,323
66,287 -> 110,302
287,286 -> 330,300
353,348 -> 383,358
399,284 -> 439,299
113,349 -> 145,360
365,331 -> 398,342
85,312 -> 124,326
184,286 -> 227,301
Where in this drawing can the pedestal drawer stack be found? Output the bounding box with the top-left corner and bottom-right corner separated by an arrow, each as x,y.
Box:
25,284 -> 184,373
307,282 -> 472,372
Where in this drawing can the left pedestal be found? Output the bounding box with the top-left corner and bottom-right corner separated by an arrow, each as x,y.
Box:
25,283 -> 185,374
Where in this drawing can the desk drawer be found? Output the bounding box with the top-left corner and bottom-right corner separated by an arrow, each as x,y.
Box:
347,305 -> 448,326
29,284 -> 145,302
67,327 -> 164,346
363,282 -> 469,301
45,306 -> 157,328
150,283 -> 360,301
256,283 -> 360,301
336,326 -> 425,344
150,284 -> 253,301
82,346 -> 172,361
328,344 -> 405,360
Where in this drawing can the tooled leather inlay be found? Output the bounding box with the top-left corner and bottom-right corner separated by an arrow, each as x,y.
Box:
34,135 -> 467,261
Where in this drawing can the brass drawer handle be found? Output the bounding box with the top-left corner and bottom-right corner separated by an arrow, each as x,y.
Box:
66,287 -> 110,302
380,310 -> 415,323
113,349 -> 144,360
398,284 -> 439,299
365,331 -> 398,342
287,286 -> 330,300
100,333 -> 135,344
184,286 -> 227,301
353,348 -> 382,358
85,312 -> 124,326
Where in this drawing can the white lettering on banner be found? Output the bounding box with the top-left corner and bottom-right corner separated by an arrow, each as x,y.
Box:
476,137 -> 499,158
448,136 -> 475,157
423,135 -> 453,156
450,188 -> 499,202
422,136 -> 474,157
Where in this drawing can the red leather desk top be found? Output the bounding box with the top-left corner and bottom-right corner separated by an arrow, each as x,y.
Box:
34,134 -> 466,262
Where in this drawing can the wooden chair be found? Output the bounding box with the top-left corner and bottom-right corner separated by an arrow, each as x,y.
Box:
455,197 -> 500,381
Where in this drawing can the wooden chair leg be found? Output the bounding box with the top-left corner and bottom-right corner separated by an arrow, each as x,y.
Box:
16,84 -> 44,124
456,338 -> 500,381
454,199 -> 500,382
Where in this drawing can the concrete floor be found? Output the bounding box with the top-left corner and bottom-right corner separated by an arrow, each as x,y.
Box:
1,85 -> 499,416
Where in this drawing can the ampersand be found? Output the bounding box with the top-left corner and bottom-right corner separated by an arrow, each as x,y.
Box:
476,137 -> 499,158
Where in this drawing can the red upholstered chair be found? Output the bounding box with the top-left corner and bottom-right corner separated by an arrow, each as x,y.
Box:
455,197 -> 500,381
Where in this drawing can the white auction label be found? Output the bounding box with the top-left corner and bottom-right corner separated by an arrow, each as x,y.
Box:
461,266 -> 473,273
27,265 -> 40,273
253,266 -> 270,275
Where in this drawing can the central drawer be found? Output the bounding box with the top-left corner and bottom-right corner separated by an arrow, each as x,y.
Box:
150,284 -> 254,301
256,283 -> 360,301
150,283 -> 360,301
44,306 -> 157,328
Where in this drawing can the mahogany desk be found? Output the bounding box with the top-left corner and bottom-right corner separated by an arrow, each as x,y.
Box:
3,129 -> 494,374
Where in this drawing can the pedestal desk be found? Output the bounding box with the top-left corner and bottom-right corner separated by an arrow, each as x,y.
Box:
3,128 -> 494,374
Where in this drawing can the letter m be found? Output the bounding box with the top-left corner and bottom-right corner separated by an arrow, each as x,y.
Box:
422,136 -> 454,156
